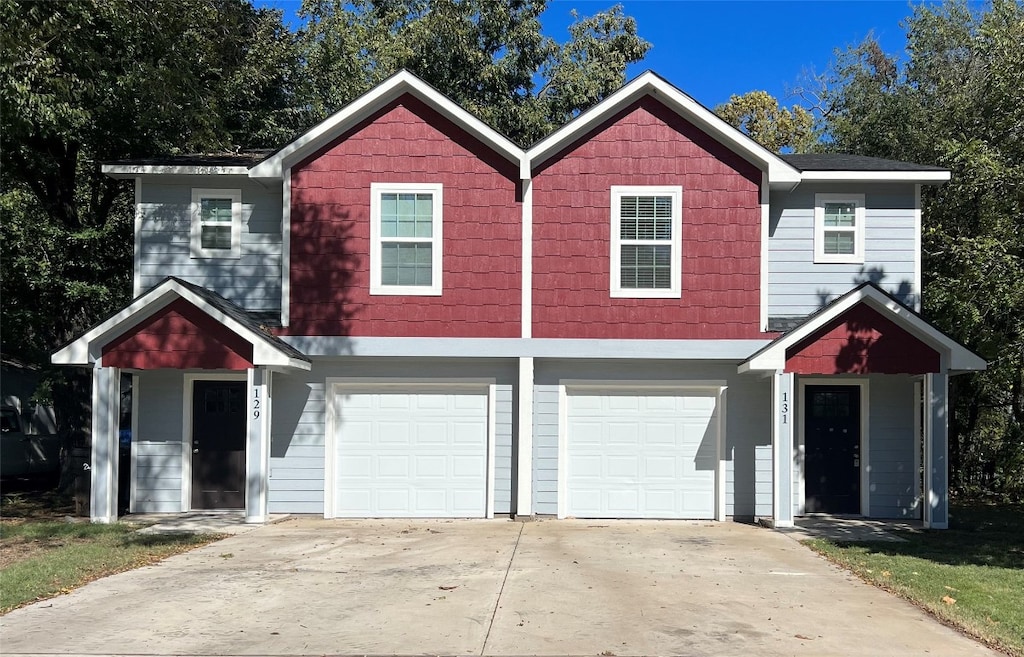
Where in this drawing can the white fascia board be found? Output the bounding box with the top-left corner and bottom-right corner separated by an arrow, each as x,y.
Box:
249,70 -> 524,180
798,170 -> 951,184
739,285 -> 986,373
526,72 -> 801,185
52,279 -> 310,370
102,165 -> 250,179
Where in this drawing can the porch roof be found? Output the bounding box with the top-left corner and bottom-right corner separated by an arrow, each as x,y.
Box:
52,277 -> 311,371
739,283 -> 986,375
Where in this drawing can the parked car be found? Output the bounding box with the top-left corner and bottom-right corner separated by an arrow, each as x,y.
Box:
1,406 -> 62,478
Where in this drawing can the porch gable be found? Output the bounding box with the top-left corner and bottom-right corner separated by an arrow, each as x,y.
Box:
785,303 -> 941,375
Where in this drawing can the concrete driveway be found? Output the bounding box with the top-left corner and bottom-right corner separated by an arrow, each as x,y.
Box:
1,518 -> 995,656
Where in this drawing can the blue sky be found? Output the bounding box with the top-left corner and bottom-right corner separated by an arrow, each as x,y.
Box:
259,0 -> 920,109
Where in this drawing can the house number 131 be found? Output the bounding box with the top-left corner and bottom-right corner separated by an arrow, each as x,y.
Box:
253,388 -> 261,419
781,392 -> 788,424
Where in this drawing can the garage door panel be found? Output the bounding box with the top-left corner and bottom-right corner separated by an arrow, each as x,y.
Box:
567,389 -> 717,519
333,388 -> 488,518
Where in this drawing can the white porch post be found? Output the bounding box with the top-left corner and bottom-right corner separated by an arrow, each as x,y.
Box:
923,372 -> 950,529
515,356 -> 534,517
245,367 -> 272,523
772,371 -> 795,527
90,365 -> 121,523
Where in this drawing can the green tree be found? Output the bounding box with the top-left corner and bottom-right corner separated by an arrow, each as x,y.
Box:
0,0 -> 301,436
819,0 -> 1024,499
713,90 -> 817,153
297,0 -> 650,145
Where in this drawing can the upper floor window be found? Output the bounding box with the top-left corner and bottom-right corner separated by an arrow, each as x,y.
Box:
610,186 -> 683,298
370,183 -> 443,296
191,188 -> 241,259
814,193 -> 865,264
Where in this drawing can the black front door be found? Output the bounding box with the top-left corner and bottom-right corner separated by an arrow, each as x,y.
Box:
191,380 -> 246,509
804,385 -> 861,514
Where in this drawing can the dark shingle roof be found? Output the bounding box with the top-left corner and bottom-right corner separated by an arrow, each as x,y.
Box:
781,153 -> 946,172
165,277 -> 309,364
105,151 -> 274,167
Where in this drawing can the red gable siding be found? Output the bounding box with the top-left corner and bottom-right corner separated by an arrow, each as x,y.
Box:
531,97 -> 764,339
786,303 -> 940,375
101,299 -> 254,370
281,95 -> 521,338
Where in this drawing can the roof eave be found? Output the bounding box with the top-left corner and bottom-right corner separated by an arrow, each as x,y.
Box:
797,170 -> 951,184
101,164 -> 251,179
527,72 -> 802,186
249,70 -> 526,181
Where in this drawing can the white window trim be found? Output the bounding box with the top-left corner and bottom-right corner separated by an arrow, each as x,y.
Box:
814,193 -> 865,264
370,182 -> 443,296
610,185 -> 683,299
190,188 -> 242,259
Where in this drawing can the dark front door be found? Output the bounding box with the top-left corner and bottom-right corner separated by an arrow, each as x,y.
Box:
191,380 -> 246,509
804,385 -> 861,514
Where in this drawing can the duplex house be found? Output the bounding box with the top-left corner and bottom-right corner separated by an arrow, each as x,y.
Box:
55,71 -> 984,528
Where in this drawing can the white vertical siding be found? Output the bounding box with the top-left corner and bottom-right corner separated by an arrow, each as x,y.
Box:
768,183 -> 919,319
137,176 -> 283,311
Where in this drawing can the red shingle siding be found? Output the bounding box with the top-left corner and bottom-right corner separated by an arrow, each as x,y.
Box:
531,98 -> 764,339
101,299 -> 254,370
281,95 -> 521,337
785,304 -> 941,375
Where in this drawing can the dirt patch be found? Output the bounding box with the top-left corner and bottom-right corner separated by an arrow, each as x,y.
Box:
0,535 -> 56,569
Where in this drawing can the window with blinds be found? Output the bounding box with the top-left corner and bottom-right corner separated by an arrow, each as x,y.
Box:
610,186 -> 682,298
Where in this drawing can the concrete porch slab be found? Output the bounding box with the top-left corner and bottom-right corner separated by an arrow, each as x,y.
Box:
126,512 -> 291,535
779,515 -> 922,542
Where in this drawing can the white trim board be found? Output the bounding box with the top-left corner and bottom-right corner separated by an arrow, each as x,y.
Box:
323,377 -> 497,519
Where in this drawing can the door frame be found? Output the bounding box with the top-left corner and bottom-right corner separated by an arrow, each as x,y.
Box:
323,377 -> 497,519
557,380 -> 728,521
796,377 -> 870,517
182,372 -> 247,512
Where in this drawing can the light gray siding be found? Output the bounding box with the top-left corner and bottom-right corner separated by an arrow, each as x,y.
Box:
768,183 -> 919,319
868,375 -> 919,518
269,357 -> 518,516
138,175 -> 283,311
133,370 -> 184,513
532,360 -> 772,519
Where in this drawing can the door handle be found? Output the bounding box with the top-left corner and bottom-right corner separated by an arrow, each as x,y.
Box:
193,449 -> 199,454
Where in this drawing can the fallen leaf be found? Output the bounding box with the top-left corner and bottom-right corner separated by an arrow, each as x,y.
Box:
795,634 -> 814,640
942,595 -> 956,605
881,570 -> 891,577
944,585 -> 958,591
439,585 -> 458,591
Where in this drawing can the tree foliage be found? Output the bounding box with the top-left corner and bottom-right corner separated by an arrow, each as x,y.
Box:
713,90 -> 817,153
297,0 -> 650,145
818,0 -> 1024,500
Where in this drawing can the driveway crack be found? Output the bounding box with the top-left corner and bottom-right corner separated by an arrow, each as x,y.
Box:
481,521 -> 524,655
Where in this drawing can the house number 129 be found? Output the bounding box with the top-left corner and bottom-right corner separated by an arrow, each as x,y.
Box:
253,388 -> 261,419
781,392 -> 788,424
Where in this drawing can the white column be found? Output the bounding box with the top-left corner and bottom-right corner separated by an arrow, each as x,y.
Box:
923,373 -> 949,529
516,356 -> 534,517
90,366 -> 120,523
245,367 -> 272,523
772,371 -> 795,527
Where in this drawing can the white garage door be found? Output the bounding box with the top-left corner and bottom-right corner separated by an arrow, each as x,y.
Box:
331,387 -> 488,518
566,388 -> 718,519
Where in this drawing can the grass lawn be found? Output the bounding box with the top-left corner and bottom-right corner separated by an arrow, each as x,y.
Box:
805,504 -> 1024,657
1,486 -> 222,614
